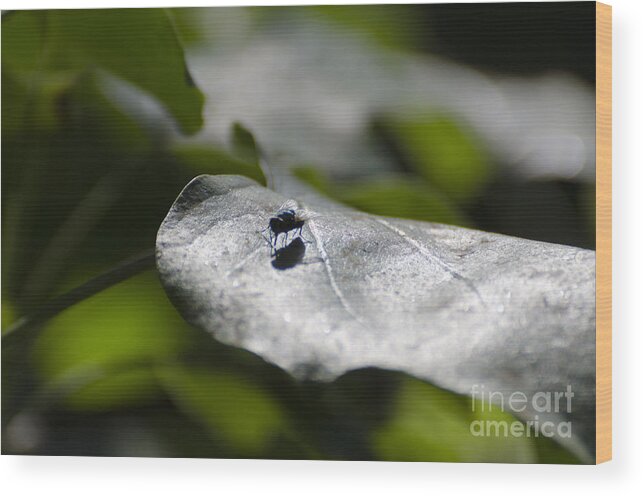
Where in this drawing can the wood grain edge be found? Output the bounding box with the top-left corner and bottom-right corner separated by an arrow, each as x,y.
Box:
595,1 -> 612,464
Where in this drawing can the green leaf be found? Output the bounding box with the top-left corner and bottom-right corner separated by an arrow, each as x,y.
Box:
1,69 -> 81,136
167,8 -> 207,47
338,177 -> 468,226
0,71 -> 28,139
1,70 -> 159,302
383,114 -> 492,201
293,167 -> 467,226
3,9 -> 204,134
64,72 -> 152,153
1,300 -> 16,333
159,366 -> 290,456
292,167 -> 332,195
230,122 -> 260,166
32,272 -> 186,411
1,11 -> 72,136
172,144 -> 266,185
309,5 -> 422,51
373,377 -> 537,463
59,367 -> 161,412
1,11 -> 46,75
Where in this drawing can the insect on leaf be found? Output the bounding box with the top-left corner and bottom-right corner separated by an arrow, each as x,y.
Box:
156,174 -> 596,462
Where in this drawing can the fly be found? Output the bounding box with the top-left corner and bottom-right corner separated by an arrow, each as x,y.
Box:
262,200 -> 312,249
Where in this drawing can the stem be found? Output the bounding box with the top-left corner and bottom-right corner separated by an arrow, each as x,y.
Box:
21,170 -> 124,301
3,251 -> 156,341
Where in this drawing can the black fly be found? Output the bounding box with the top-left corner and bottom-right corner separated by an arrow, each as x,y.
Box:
262,200 -> 311,250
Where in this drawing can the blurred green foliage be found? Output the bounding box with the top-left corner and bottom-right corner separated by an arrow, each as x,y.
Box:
309,5 -> 427,51
373,377 -> 579,463
380,114 -> 493,202
375,377 -> 534,463
294,167 -> 467,226
160,366 -> 291,456
294,113 -> 492,227
231,122 -> 262,167
343,179 -> 466,225
3,9 -> 204,134
172,145 -> 265,185
2,7 -> 586,462
33,273 -> 185,412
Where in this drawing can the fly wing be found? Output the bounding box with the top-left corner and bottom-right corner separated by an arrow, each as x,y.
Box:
277,199 -> 299,212
295,207 -> 318,222
278,199 -> 318,221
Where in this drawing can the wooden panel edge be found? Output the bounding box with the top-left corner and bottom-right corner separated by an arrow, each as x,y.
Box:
595,1 -> 612,464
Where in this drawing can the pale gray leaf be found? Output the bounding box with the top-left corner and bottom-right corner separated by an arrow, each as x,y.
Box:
156,174 -> 596,461
183,16 -> 595,182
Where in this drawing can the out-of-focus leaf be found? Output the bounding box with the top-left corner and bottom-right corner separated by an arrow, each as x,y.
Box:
159,366 -> 290,455
336,178 -> 468,226
186,13 -> 595,183
310,5 -> 421,51
2,71 -> 161,306
293,168 -> 467,226
373,376 -> 537,463
65,73 -> 152,153
168,8 -> 206,47
62,368 -> 160,412
3,9 -> 204,134
292,167 -> 332,195
231,122 -> 260,166
3,9 -> 204,303
383,114 -> 492,201
339,178 -> 466,226
1,64 -> 78,139
1,11 -> 46,75
532,432 -> 582,464
32,273 -> 186,411
1,71 -> 28,138
156,175 -> 596,461
53,9 -> 204,134
1,301 -> 15,333
172,144 -> 266,185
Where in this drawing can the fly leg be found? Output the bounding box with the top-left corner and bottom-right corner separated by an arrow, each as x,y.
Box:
298,226 -> 312,244
261,227 -> 274,250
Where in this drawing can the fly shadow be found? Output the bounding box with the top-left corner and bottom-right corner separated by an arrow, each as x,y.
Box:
271,236 -> 306,270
